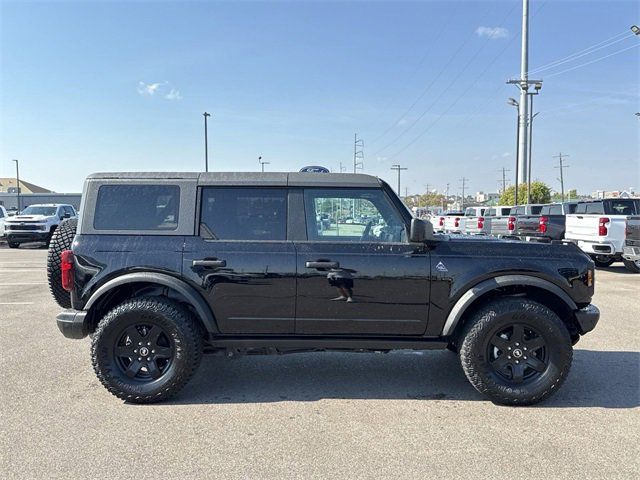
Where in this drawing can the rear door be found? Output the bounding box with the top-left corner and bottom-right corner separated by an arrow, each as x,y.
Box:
294,187 -> 430,335
182,187 -> 296,334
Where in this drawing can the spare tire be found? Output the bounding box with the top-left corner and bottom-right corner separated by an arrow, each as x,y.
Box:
47,218 -> 78,308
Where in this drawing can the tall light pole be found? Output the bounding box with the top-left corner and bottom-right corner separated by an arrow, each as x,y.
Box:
508,98 -> 520,205
12,159 -> 20,212
517,0 -> 530,185
203,112 -> 211,172
390,164 -> 407,196
526,82 -> 542,204
258,156 -> 270,173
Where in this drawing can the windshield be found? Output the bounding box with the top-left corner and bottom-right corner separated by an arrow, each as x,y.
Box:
20,206 -> 57,216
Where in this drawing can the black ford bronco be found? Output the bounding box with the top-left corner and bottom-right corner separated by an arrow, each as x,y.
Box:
49,172 -> 600,405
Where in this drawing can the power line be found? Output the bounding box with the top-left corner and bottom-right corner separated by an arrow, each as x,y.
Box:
385,30 -> 522,161
545,43 -> 640,78
370,3 -> 508,148
529,30 -> 634,75
367,5 -> 461,140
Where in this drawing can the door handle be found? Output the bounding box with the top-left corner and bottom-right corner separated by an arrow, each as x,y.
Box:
192,259 -> 227,268
305,261 -> 339,269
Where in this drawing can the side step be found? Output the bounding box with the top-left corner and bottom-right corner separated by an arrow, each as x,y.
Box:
205,336 -> 447,355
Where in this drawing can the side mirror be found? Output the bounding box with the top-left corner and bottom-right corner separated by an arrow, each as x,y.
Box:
409,218 -> 433,243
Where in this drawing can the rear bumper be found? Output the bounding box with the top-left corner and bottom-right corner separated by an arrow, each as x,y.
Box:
56,309 -> 89,339
574,304 -> 600,335
574,240 -> 621,256
623,246 -> 640,261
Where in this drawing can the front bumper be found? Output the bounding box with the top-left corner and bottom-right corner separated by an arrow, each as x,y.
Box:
623,246 -> 640,261
56,309 -> 89,339
6,231 -> 50,243
574,304 -> 600,334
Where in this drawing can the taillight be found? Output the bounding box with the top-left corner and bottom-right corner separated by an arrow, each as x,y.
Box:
539,216 -> 549,233
508,216 -> 516,231
598,217 -> 609,236
454,217 -> 460,228
439,217 -> 444,227
61,250 -> 74,292
477,217 -> 484,229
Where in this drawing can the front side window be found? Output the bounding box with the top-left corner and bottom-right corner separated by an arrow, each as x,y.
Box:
304,188 -> 407,243
94,185 -> 180,230
200,187 -> 287,241
606,199 -> 638,215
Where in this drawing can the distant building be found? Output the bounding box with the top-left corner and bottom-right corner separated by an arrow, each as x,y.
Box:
0,178 -> 81,211
592,189 -> 637,199
475,191 -> 500,203
0,178 -> 54,194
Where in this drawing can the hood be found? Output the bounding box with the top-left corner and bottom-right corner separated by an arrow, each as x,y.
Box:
6,215 -> 52,222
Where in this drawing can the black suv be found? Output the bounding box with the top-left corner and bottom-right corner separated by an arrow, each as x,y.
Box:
50,172 -> 600,405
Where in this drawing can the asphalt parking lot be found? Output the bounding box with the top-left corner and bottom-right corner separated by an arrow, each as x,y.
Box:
1,244 -> 638,479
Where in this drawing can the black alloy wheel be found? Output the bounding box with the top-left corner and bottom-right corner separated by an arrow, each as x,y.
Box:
91,297 -> 203,403
486,323 -> 548,384
459,297 -> 573,405
113,323 -> 174,381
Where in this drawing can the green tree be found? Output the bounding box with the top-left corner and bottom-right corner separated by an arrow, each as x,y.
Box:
499,181 -> 551,205
551,189 -> 578,202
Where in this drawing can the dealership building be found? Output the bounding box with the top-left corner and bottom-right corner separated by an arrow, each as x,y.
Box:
0,178 -> 81,211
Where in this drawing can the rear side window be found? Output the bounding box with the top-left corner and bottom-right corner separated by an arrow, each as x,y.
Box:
585,203 -> 605,214
485,208 -> 495,216
605,199 -> 638,215
548,204 -> 562,215
200,188 -> 287,241
94,185 -> 180,230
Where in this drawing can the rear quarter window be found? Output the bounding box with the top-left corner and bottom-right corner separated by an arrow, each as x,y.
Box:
94,185 -> 180,230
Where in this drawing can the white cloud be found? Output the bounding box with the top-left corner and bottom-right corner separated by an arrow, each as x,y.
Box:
476,26 -> 509,39
502,152 -> 511,158
137,81 -> 182,100
165,89 -> 183,101
137,81 -> 166,96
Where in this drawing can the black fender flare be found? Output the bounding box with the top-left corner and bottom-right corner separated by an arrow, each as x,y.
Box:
441,274 -> 577,336
84,272 -> 218,333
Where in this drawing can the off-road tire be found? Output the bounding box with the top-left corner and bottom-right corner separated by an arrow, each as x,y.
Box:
459,297 -> 572,406
622,259 -> 640,273
591,255 -> 614,268
91,297 -> 203,404
46,218 -> 77,308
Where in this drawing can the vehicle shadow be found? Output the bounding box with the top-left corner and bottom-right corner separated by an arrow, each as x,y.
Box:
161,349 -> 639,408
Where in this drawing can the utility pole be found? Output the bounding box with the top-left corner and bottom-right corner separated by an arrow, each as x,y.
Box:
12,159 -> 20,212
553,153 -> 569,202
444,183 -> 450,210
390,164 -> 407,195
203,112 -> 211,172
460,177 -> 468,210
499,167 -> 511,194
258,156 -> 270,173
339,162 -> 346,173
505,0 -> 543,186
353,134 -> 364,173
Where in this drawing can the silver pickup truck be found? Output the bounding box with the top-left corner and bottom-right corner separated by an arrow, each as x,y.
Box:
491,204 -> 543,239
622,216 -> 640,272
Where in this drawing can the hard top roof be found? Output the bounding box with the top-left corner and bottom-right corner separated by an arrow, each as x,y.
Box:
87,171 -> 382,188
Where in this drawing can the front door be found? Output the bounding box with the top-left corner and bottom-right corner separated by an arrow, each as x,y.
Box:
295,187 -> 430,335
183,187 -> 296,334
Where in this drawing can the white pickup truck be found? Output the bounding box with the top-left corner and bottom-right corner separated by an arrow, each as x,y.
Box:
0,205 -> 7,237
4,203 -> 77,248
565,199 -> 640,272
455,206 -> 487,235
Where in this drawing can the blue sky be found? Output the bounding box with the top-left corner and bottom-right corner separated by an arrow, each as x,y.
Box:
1,0 -> 638,195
